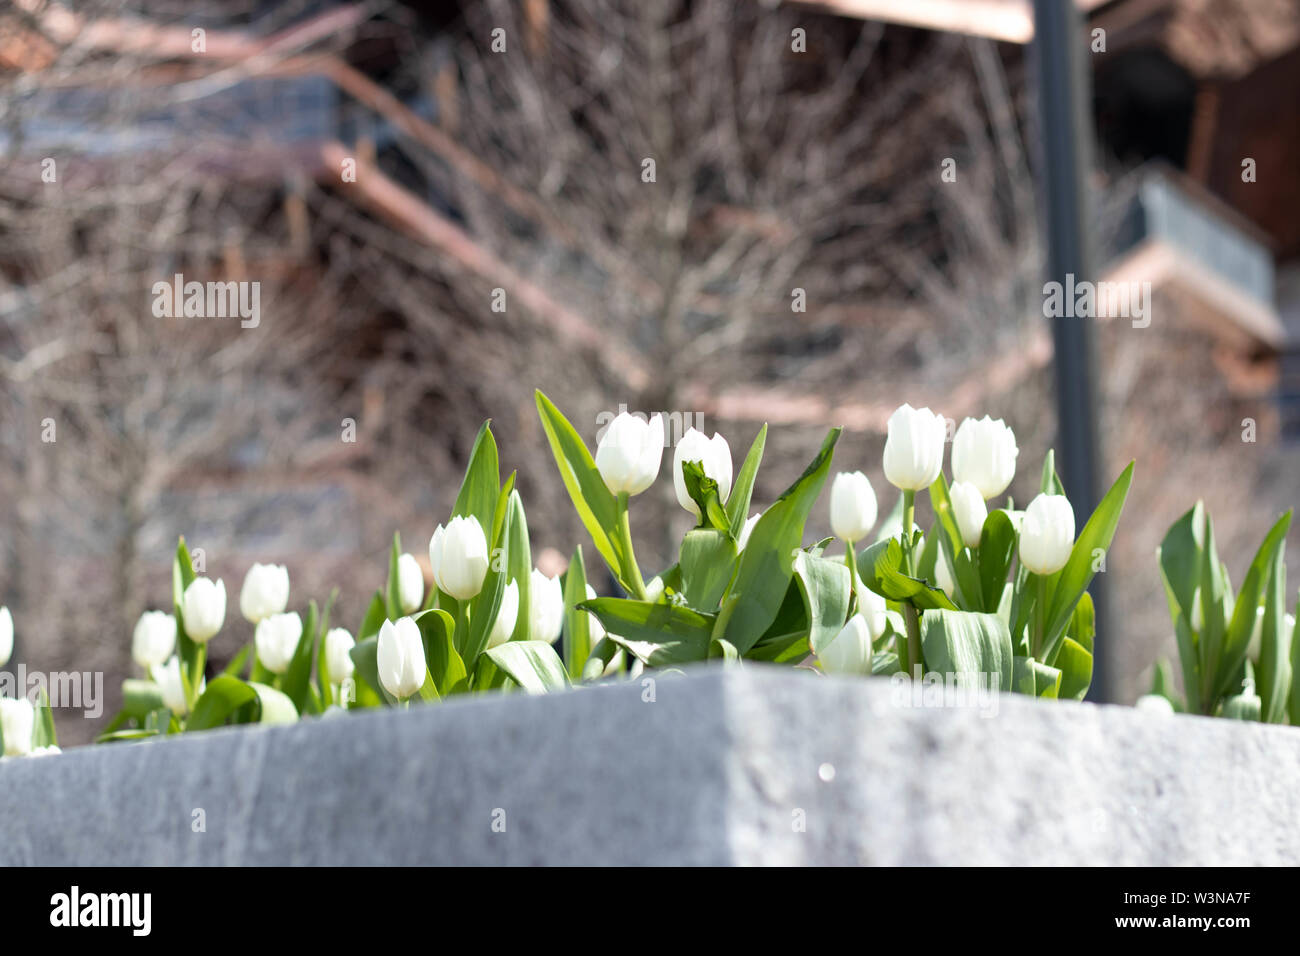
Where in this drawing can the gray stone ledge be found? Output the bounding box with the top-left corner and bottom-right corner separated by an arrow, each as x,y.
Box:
1,667 -> 1296,865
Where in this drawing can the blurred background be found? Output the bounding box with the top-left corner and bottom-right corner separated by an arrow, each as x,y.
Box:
1,0 -> 1297,743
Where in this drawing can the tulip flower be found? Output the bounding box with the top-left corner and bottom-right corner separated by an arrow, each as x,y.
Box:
254,612 -> 303,675
324,627 -> 355,682
529,569 -> 564,644
181,577 -> 226,643
155,656 -> 193,716
858,584 -> 889,641
397,552 -> 424,614
882,404 -> 947,492
829,471 -> 877,544
644,576 -> 666,603
819,614 -> 874,675
949,481 -> 988,549
736,513 -> 761,550
0,696 -> 34,757
584,584 -> 606,642
486,580 -> 520,649
429,516 -> 489,601
240,563 -> 289,624
1019,494 -> 1075,576
377,617 -> 425,700
132,610 -> 177,670
0,607 -> 12,668
595,412 -> 664,496
673,428 -> 733,517
1135,694 -> 1175,714
935,551 -> 955,597
951,416 -> 1018,500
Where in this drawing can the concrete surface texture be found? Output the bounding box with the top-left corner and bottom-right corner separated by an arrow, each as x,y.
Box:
0,666 -> 1295,865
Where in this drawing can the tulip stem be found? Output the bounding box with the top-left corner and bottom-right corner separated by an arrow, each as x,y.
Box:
844,543 -> 859,603
1033,573 -> 1048,662
900,491 -> 923,676
615,493 -> 648,601
186,645 -> 206,712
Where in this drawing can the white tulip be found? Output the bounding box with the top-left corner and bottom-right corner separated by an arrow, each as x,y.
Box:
0,607 -> 13,668
324,627 -> 355,682
1019,494 -> 1075,576
673,428 -> 733,517
882,404 -> 947,492
132,610 -> 177,669
951,416 -> 1018,500
255,612 -> 303,675
949,481 -> 988,549
935,551 -> 955,597
377,617 -> 425,700
155,656 -> 192,716
181,577 -> 226,643
737,513 -> 761,550
595,412 -> 664,496
429,516 -> 489,601
0,696 -> 34,757
584,583 -> 606,642
644,576 -> 666,603
1135,694 -> 1175,715
819,614 -> 874,675
486,580 -> 520,649
858,585 -> 889,641
397,552 -> 424,614
829,471 -> 877,543
529,569 -> 564,644
240,563 -> 289,623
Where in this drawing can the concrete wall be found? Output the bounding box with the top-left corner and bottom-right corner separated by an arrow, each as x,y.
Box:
1,667 -> 1296,865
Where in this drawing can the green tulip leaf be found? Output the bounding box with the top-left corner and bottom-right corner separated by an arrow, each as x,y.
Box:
562,545 -> 592,679
921,609 -> 1013,693
485,640 -> 570,694
720,427 -> 841,654
726,424 -> 767,538
582,597 -> 715,666
680,529 -> 738,614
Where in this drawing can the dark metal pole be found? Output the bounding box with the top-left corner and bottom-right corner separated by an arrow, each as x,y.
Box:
1031,0 -> 1112,702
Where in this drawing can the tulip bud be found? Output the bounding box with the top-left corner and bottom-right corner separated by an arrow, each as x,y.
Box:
1190,587 -> 1205,634
935,551 -> 955,597
819,614 -> 874,675
181,577 -> 226,643
486,580 -> 520,649
1135,694 -> 1175,715
529,569 -> 564,644
240,563 -> 289,624
0,607 -> 12,668
951,416 -> 1018,500
829,471 -> 877,543
132,610 -> 177,670
254,612 -> 303,675
429,516 -> 489,601
736,513 -> 761,550
883,404 -> 947,491
155,655 -> 193,716
595,412 -> 665,496
1018,494 -> 1075,576
0,696 -> 34,756
584,583 -> 606,642
377,617 -> 425,700
397,552 -> 424,614
949,481 -> 988,549
644,576 -> 666,603
673,428 -> 733,517
858,585 -> 889,641
324,627 -> 355,682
